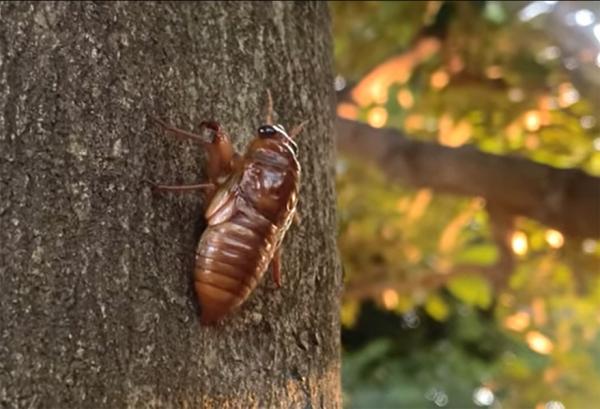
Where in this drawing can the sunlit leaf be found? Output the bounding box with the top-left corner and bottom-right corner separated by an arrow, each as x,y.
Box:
395,294 -> 414,314
447,275 -> 493,308
425,294 -> 450,321
587,152 -> 600,176
502,354 -> 533,380
484,1 -> 507,24
341,299 -> 361,328
453,243 -> 499,266
550,263 -> 573,288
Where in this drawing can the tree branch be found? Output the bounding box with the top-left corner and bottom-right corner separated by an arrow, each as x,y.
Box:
336,117 -> 600,239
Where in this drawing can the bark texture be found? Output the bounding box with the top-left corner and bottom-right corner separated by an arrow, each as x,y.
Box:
0,2 -> 341,408
337,117 -> 600,239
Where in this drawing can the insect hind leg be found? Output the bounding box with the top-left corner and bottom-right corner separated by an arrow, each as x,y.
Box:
270,247 -> 282,289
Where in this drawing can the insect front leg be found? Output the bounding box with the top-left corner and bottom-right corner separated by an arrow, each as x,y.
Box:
148,115 -> 240,202
148,115 -> 208,145
198,121 -> 239,184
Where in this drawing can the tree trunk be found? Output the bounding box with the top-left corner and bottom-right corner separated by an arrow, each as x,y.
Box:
0,2 -> 341,408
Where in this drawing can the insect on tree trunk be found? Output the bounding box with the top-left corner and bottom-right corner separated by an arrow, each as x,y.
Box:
0,2 -> 342,408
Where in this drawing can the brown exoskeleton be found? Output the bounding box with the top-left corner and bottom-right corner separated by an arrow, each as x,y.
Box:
149,94 -> 304,325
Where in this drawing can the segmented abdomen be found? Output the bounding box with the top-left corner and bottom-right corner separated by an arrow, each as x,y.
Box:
194,194 -> 286,324
194,139 -> 300,324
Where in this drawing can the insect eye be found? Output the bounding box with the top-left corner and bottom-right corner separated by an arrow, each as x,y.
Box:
258,125 -> 277,138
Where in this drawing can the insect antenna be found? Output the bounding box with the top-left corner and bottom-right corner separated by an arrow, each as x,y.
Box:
265,89 -> 273,125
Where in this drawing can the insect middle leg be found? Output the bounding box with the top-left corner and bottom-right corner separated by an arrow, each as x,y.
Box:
151,183 -> 215,193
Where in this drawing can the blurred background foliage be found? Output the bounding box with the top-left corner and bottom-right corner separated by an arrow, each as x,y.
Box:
331,1 -> 600,408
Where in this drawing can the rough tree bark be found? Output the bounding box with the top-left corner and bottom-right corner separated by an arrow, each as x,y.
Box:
0,2 -> 341,408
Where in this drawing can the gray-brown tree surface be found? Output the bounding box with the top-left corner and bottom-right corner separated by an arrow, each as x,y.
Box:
0,2 -> 342,408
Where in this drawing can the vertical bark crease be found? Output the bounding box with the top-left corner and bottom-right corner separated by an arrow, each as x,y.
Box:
0,2 -> 341,408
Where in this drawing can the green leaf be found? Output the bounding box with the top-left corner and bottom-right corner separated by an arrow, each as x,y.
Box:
341,300 -> 361,328
484,1 -> 507,24
447,275 -> 493,308
425,294 -> 450,321
453,243 -> 499,266
394,294 -> 414,314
